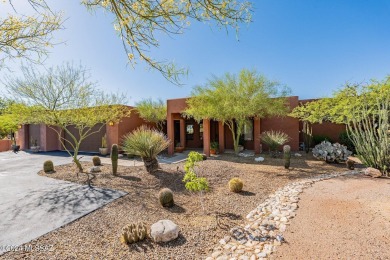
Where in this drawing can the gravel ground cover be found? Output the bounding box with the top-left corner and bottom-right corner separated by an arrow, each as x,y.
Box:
3,153 -> 346,259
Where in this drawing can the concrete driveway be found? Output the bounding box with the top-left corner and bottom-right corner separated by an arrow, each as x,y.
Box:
0,151 -> 126,254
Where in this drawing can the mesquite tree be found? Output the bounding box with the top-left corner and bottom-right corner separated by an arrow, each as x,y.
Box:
5,63 -> 131,179
185,69 -> 290,153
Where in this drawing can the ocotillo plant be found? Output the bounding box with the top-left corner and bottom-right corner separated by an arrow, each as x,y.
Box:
283,145 -> 291,169
111,144 -> 119,175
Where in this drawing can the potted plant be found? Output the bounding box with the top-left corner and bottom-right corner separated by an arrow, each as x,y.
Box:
210,141 -> 219,155
175,142 -> 184,153
99,134 -> 108,156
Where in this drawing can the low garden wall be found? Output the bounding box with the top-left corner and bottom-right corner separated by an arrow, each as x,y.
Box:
0,139 -> 12,152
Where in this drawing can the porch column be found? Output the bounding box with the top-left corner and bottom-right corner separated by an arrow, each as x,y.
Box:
218,121 -> 225,153
17,125 -> 29,150
167,113 -> 175,155
203,119 -> 210,157
180,119 -> 186,148
254,117 -> 261,154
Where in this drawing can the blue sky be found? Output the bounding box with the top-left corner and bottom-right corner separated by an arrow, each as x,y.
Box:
1,0 -> 390,105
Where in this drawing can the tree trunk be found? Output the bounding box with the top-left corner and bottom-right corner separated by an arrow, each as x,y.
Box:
73,155 -> 83,173
142,157 -> 159,173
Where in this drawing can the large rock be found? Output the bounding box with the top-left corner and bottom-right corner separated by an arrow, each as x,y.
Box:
364,167 -> 382,178
150,220 -> 180,242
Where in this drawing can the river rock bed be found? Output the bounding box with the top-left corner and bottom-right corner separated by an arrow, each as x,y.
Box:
206,170 -> 360,260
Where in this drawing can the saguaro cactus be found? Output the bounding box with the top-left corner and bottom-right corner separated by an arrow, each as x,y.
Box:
111,144 -> 118,175
283,145 -> 291,169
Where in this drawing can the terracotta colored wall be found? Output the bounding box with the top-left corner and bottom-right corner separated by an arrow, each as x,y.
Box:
260,96 -> 300,151
0,140 -> 12,152
17,125 -> 29,150
29,124 -> 41,149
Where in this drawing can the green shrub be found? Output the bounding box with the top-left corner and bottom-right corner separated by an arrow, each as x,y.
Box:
183,152 -> 209,192
210,141 -> 219,150
43,160 -> 54,173
122,126 -> 170,173
229,178 -> 243,193
111,144 -> 118,175
261,130 -> 289,157
312,135 -> 332,146
92,156 -> 101,166
158,188 -> 174,207
283,145 -> 291,169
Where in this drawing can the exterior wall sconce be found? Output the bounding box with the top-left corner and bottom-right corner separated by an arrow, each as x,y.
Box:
18,125 -> 22,129
108,121 -> 114,126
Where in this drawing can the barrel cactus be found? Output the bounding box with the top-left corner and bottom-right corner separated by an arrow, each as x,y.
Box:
43,160 -> 54,173
283,145 -> 291,169
111,144 -> 119,175
92,156 -> 101,166
120,222 -> 148,244
229,178 -> 243,193
158,188 -> 174,207
346,159 -> 355,170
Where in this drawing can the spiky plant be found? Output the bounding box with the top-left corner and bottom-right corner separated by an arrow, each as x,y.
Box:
92,156 -> 101,166
43,160 -> 54,173
111,144 -> 118,175
120,222 -> 148,244
158,188 -> 174,207
283,145 -> 291,169
122,126 -> 170,173
261,130 -> 289,157
229,178 -> 243,193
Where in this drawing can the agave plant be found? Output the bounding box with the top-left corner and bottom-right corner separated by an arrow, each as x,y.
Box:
122,126 -> 170,173
261,130 -> 289,157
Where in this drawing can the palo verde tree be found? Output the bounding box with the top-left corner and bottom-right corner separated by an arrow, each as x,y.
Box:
290,78 -> 390,176
0,98 -> 20,142
185,69 -> 290,153
135,98 -> 167,131
0,1 -> 63,69
5,63 -> 131,179
2,1 -> 252,84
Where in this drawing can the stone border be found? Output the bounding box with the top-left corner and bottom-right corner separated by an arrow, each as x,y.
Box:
207,170 -> 361,260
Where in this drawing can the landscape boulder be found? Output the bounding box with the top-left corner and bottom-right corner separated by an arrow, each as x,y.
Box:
150,220 -> 179,242
89,166 -> 101,173
364,167 -> 382,178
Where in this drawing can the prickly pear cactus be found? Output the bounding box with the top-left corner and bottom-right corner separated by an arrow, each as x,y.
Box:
312,141 -> 352,163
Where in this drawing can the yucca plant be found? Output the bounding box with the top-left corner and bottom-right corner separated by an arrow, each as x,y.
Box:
122,126 -> 170,173
261,130 -> 289,157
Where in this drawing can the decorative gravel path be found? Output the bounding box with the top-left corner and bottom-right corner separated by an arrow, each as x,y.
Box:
206,170 -> 361,260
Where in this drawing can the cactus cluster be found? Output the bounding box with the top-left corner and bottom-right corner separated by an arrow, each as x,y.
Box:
111,144 -> 118,175
92,156 -> 101,166
158,188 -> 174,207
120,222 -> 148,244
229,178 -> 243,193
283,145 -> 291,169
43,160 -> 54,173
312,141 -> 352,163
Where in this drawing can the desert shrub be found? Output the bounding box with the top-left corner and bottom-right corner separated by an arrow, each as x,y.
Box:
261,130 -> 289,157
312,135 -> 332,146
346,159 -> 355,170
120,222 -> 148,244
43,160 -> 54,173
111,144 -> 118,175
158,188 -> 174,207
339,132 -> 355,154
122,126 -> 170,173
312,141 -> 352,163
92,156 -> 101,166
228,177 -> 243,193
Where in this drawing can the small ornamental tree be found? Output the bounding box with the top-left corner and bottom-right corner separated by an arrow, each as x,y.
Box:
185,69 -> 290,153
0,98 -> 19,141
6,63 -> 131,181
135,98 -> 167,131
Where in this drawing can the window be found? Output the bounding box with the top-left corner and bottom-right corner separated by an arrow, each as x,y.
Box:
186,123 -> 194,140
243,120 -> 253,141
